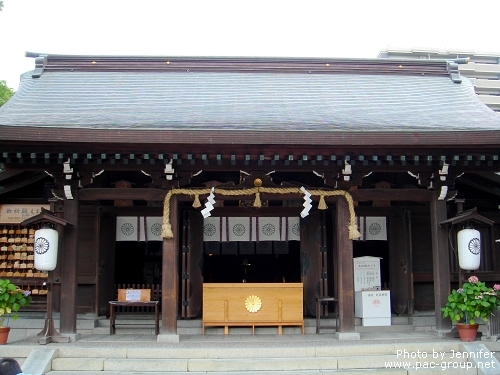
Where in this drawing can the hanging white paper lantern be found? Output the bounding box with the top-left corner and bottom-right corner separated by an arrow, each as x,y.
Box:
34,226 -> 59,271
457,228 -> 481,271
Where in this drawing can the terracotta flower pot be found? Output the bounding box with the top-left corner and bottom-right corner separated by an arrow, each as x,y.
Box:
0,326 -> 11,345
457,323 -> 478,342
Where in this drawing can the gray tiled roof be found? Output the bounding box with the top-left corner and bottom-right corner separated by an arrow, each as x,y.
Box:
1,67 -> 499,133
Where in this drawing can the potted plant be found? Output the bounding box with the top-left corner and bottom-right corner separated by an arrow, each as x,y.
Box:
0,278 -> 32,344
441,275 -> 500,341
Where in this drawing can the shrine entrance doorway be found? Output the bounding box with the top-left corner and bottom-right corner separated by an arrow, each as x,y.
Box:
180,208 -> 331,319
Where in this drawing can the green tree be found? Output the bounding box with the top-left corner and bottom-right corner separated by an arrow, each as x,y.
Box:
0,1 -> 3,11
0,81 -> 14,107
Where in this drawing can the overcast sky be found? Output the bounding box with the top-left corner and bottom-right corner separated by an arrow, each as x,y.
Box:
1,0 -> 499,90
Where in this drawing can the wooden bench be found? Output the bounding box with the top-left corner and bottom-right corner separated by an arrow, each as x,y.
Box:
109,300 -> 160,335
202,283 -> 304,335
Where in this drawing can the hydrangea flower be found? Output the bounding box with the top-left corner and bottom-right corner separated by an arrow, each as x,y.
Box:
442,276 -> 500,325
468,276 -> 479,283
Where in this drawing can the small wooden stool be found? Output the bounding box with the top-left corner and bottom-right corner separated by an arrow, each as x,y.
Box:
315,296 -> 338,334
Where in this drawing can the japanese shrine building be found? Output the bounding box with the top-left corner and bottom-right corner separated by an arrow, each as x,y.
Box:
1,53 -> 500,340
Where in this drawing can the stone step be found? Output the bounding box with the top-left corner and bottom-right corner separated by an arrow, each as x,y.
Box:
12,341 -> 500,374
45,372 -> 427,375
46,353 -> 475,374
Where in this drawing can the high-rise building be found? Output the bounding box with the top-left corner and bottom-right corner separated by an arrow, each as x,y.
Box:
379,49 -> 500,111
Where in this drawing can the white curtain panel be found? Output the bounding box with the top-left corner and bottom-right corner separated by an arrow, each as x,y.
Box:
365,216 -> 387,241
144,217 -> 163,241
228,217 -> 251,242
116,216 -> 140,241
281,217 -> 300,241
203,217 -> 221,242
203,216 -> 300,242
258,217 -> 281,241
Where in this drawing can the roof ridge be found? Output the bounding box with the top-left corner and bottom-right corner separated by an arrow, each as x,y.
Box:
25,53 -> 454,78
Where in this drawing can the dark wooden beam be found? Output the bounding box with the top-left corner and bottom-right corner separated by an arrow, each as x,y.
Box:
59,192 -> 79,335
162,194 -> 179,336
75,187 -> 438,209
78,188 -> 167,201
430,192 -> 452,331
336,197 -> 355,333
349,188 -> 434,202
4,125 -> 500,149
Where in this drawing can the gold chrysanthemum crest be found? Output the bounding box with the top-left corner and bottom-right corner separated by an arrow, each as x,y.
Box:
245,295 -> 262,313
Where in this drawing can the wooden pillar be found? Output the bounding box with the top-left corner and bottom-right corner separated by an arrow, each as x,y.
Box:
336,197 -> 355,332
60,191 -> 79,334
162,194 -> 179,335
430,192 -> 452,331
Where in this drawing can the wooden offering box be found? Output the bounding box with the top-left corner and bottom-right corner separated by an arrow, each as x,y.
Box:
117,289 -> 151,302
202,283 -> 304,334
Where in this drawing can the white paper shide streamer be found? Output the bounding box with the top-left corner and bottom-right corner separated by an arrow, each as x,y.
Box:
300,186 -> 312,218
201,188 -> 216,218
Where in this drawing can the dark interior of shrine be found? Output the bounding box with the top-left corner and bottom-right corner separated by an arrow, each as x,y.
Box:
114,240 -> 302,285
203,241 -> 302,283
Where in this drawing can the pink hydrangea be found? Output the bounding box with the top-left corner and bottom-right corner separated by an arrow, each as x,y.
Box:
494,284 -> 500,291
468,276 -> 479,283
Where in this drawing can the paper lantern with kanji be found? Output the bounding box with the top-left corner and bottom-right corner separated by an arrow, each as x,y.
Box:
457,228 -> 481,271
34,226 -> 59,271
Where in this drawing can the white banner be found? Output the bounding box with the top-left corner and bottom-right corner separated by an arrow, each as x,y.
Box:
228,217 -> 250,242
258,217 -> 281,241
116,216 -> 140,241
365,217 -> 387,241
203,216 -> 300,242
143,217 -> 163,241
281,217 -> 300,241
203,217 -> 221,242
117,217 -> 163,242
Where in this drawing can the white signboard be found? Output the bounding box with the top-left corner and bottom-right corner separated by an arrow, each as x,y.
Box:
353,256 -> 382,292
126,289 -> 141,301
